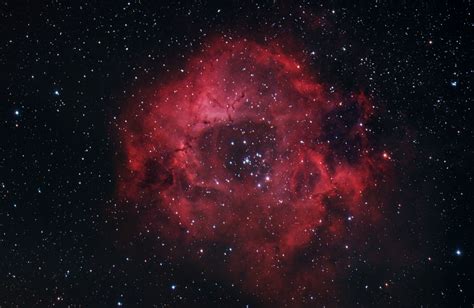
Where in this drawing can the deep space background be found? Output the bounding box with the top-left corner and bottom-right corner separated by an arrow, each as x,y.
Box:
1,1 -> 473,307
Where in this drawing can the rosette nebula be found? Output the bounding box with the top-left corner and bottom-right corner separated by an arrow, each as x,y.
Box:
117,38 -> 388,304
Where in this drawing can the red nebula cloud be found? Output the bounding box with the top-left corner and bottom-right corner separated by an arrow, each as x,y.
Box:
116,37 -> 388,305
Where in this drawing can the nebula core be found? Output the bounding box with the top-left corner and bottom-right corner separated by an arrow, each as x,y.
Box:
117,37 -> 388,304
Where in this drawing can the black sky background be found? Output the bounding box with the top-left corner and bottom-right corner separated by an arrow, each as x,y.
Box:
1,1 -> 472,307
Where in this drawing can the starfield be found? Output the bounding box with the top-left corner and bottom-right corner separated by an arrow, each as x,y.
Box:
1,1 -> 472,307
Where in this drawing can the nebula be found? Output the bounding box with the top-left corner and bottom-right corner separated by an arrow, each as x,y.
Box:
117,37 -> 388,305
